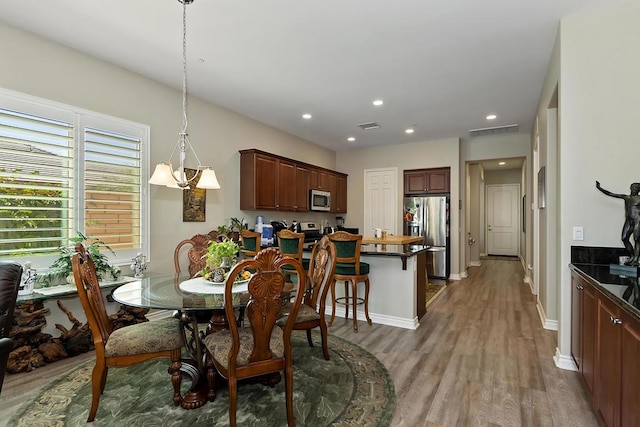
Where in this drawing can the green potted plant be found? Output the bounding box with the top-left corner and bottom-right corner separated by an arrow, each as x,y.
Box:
199,237 -> 240,281
39,232 -> 120,287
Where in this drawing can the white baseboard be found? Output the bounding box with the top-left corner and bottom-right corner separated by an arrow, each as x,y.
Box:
536,300 -> 558,330
480,252 -> 487,257
324,306 -> 419,330
554,347 -> 578,371
469,261 -> 482,267
449,272 -> 465,280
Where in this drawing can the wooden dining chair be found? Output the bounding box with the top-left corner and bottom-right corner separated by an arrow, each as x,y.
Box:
174,233 -> 213,277
327,231 -> 372,332
277,235 -> 337,360
202,248 -> 306,427
277,229 -> 309,270
239,229 -> 261,258
72,243 -> 184,422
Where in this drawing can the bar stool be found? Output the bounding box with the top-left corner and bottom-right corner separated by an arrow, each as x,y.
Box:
239,229 -> 261,258
328,231 -> 372,332
277,229 -> 309,270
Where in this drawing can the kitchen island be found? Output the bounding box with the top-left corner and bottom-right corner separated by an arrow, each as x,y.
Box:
317,242 -> 430,330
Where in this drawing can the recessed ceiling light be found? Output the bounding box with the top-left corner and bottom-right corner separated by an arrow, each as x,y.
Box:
302,113 -> 312,119
499,161 -> 506,166
486,114 -> 497,120
347,137 -> 356,142
372,99 -> 384,106
405,128 -> 414,134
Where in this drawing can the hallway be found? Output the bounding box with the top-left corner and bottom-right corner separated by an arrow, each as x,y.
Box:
331,258 -> 599,426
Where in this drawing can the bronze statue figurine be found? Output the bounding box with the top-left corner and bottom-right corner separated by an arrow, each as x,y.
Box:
596,181 -> 640,266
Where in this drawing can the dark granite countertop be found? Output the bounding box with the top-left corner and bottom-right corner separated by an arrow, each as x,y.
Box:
570,263 -> 640,321
302,243 -> 429,257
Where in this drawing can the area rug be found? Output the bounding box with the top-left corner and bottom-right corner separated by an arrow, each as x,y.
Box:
9,331 -> 395,426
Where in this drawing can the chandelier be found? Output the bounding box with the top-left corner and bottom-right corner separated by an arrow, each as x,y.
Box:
148,0 -> 220,190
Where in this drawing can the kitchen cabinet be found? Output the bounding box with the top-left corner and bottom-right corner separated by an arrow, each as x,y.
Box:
570,267 -> 640,427
310,169 -> 330,191
571,274 -> 597,395
404,167 -> 450,194
240,149 -> 345,212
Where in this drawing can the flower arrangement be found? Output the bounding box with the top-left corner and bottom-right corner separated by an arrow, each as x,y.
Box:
199,237 -> 240,281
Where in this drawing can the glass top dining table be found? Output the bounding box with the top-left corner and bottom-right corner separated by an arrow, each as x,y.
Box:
111,273 -> 250,312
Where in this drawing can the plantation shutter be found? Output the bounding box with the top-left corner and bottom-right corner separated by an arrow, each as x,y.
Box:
0,108 -> 75,256
84,127 -> 141,252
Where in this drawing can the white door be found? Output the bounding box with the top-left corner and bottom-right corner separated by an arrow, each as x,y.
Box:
486,184 -> 519,256
364,168 -> 397,236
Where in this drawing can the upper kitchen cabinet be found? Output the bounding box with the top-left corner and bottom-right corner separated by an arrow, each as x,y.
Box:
240,150 -> 307,211
239,149 -> 345,212
404,167 -> 450,194
309,169 -> 330,191
330,174 -> 347,213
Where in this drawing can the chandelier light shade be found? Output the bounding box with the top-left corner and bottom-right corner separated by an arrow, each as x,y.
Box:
148,0 -> 220,190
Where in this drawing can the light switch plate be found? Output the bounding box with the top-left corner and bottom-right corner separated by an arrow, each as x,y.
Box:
573,226 -> 584,241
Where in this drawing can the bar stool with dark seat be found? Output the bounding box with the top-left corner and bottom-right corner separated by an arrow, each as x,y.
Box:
327,231 -> 372,332
239,229 -> 261,258
277,229 -> 309,271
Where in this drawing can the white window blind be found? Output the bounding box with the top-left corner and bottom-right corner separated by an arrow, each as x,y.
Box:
0,108 -> 75,256
83,127 -> 141,252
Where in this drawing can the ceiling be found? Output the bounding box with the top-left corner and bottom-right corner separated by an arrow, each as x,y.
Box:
0,0 -> 624,152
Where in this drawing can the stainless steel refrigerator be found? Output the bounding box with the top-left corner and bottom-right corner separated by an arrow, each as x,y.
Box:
403,196 -> 450,279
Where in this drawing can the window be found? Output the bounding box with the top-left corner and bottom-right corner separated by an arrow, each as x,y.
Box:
0,89 -> 149,270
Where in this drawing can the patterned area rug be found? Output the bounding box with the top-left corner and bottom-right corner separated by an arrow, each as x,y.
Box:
9,331 -> 395,426
425,283 -> 447,308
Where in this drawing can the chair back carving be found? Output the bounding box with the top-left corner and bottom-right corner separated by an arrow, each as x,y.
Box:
225,248 -> 305,365
174,233 -> 213,277
72,243 -> 113,348
239,229 -> 261,257
306,236 -> 337,311
328,231 -> 364,275
0,260 -> 22,394
277,229 -> 305,262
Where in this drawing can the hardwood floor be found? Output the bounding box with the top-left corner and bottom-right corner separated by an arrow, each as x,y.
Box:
329,258 -> 599,426
0,259 -> 598,426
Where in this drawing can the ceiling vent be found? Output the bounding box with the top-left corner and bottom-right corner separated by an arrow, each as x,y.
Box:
357,121 -> 381,130
469,124 -> 519,138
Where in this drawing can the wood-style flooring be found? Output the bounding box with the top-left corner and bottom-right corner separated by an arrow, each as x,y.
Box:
0,259 -> 599,426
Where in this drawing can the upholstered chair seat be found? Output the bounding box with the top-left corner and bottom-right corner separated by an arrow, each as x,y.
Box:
204,326 -> 284,370
334,261 -> 370,276
104,317 -> 184,358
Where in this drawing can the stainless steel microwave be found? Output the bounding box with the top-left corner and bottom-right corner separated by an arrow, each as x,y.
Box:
310,189 -> 331,211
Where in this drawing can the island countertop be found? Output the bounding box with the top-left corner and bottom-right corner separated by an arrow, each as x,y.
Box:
361,235 -> 424,245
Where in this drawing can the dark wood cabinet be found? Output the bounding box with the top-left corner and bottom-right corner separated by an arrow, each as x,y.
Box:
572,274 -> 597,395
620,310 -> 640,427
240,149 -> 346,212
335,175 -> 347,213
570,268 -> 640,427
404,167 -> 450,194
597,296 -> 622,427
310,169 -> 330,191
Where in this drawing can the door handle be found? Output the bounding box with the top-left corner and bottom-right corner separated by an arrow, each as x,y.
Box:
610,315 -> 623,325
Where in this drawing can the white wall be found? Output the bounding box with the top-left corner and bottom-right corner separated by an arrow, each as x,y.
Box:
336,138 -> 462,278
0,22 -> 336,274
535,0 -> 640,366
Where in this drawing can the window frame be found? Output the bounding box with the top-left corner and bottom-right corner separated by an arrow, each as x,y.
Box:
0,88 -> 150,271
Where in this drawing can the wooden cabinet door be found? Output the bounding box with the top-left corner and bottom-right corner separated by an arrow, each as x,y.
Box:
597,296 -> 622,427
404,171 -> 428,194
571,275 -> 584,370
328,173 -> 338,212
277,160 -> 297,211
335,175 -> 347,213
621,310 -> 640,427
583,283 -> 597,395
426,168 -> 450,193
294,165 -> 309,211
254,154 -> 278,210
